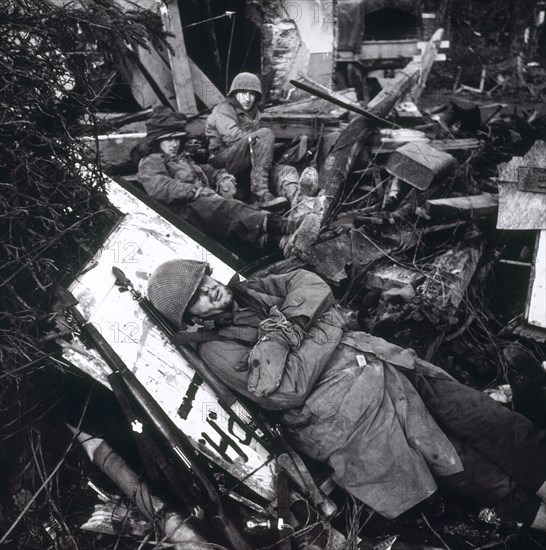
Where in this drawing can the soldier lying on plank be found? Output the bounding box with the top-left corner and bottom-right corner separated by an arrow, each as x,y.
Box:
147,259 -> 546,532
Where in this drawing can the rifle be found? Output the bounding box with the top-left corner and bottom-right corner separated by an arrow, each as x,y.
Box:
112,266 -> 338,521
112,265 -> 277,454
55,285 -> 252,550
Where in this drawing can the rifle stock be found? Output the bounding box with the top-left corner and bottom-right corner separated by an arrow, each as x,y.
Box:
55,285 -> 252,550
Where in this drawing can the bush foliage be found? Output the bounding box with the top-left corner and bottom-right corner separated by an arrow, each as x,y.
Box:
0,0 -> 168,372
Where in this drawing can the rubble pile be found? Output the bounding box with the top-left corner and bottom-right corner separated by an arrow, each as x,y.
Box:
255,86 -> 546,389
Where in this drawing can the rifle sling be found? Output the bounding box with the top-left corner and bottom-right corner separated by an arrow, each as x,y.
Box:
172,327 -> 257,346
276,470 -> 292,550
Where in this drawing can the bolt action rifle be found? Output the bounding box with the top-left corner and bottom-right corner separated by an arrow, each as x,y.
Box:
112,266 -> 338,521
55,285 -> 252,550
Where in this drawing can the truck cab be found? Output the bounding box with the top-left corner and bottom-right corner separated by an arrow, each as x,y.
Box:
335,0 -> 446,95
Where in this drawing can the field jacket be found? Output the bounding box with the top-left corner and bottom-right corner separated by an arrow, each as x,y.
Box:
138,152 -> 233,205
196,269 -> 464,519
205,97 -> 260,155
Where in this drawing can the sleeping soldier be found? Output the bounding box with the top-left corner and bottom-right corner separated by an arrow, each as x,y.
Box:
147,259 -> 546,534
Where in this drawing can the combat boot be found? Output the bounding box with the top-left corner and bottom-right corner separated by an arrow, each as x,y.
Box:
250,168 -> 288,211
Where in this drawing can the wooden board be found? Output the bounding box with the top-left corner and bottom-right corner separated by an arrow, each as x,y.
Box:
497,140 -> 546,230
160,0 -> 197,114
426,194 -> 498,219
61,175 -> 276,502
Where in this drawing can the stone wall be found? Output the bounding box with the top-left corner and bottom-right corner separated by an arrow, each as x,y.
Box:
262,0 -> 335,103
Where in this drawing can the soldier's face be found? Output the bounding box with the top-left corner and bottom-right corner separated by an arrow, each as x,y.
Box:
158,138 -> 181,157
187,275 -> 233,318
235,90 -> 257,111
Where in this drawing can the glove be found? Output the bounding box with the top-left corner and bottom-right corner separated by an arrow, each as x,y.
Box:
216,173 -> 237,198
197,186 -> 218,198
247,337 -> 290,397
247,306 -> 304,397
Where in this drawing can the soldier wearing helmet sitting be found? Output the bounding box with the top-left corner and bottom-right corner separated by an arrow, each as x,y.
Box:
206,72 -> 310,211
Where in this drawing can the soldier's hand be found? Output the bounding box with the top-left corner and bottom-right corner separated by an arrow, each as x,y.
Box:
197,186 -> 218,198
217,176 -> 237,198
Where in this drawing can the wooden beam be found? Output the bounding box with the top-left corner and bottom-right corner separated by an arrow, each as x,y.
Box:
313,30 -> 445,227
386,142 -> 456,190
426,194 -> 499,219
371,138 -> 481,154
420,243 -> 484,361
188,59 -> 224,108
160,0 -> 197,114
119,46 -> 176,109
526,230 -> 546,330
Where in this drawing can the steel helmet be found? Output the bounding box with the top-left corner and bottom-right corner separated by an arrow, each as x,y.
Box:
147,259 -> 209,327
228,72 -> 262,99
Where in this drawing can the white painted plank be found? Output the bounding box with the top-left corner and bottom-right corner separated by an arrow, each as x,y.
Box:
527,230 -> 546,329
62,177 -> 276,501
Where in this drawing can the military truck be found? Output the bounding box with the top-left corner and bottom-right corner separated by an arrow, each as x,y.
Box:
335,0 -> 448,94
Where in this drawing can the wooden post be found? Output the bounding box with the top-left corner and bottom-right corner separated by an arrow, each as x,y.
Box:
160,0 -> 197,115
118,45 -> 176,109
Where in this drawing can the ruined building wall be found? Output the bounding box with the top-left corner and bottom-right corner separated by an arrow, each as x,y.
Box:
261,0 -> 335,103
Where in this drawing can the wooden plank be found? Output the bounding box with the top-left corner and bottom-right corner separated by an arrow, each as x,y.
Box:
426,194 -> 499,218
261,113 -> 342,124
188,59 -> 224,108
118,44 -> 176,109
62,175 -> 275,501
371,138 -> 481,154
429,138 -> 482,152
414,29 -> 445,99
160,0 -> 197,114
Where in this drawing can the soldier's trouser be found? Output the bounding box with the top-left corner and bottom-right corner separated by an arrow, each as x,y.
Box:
175,195 -> 267,245
409,369 -> 546,524
210,128 -> 299,202
210,128 -> 274,174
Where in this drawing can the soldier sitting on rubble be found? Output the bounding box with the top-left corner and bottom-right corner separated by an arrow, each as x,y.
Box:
205,72 -> 315,211
147,259 -> 546,534
133,106 -> 319,257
